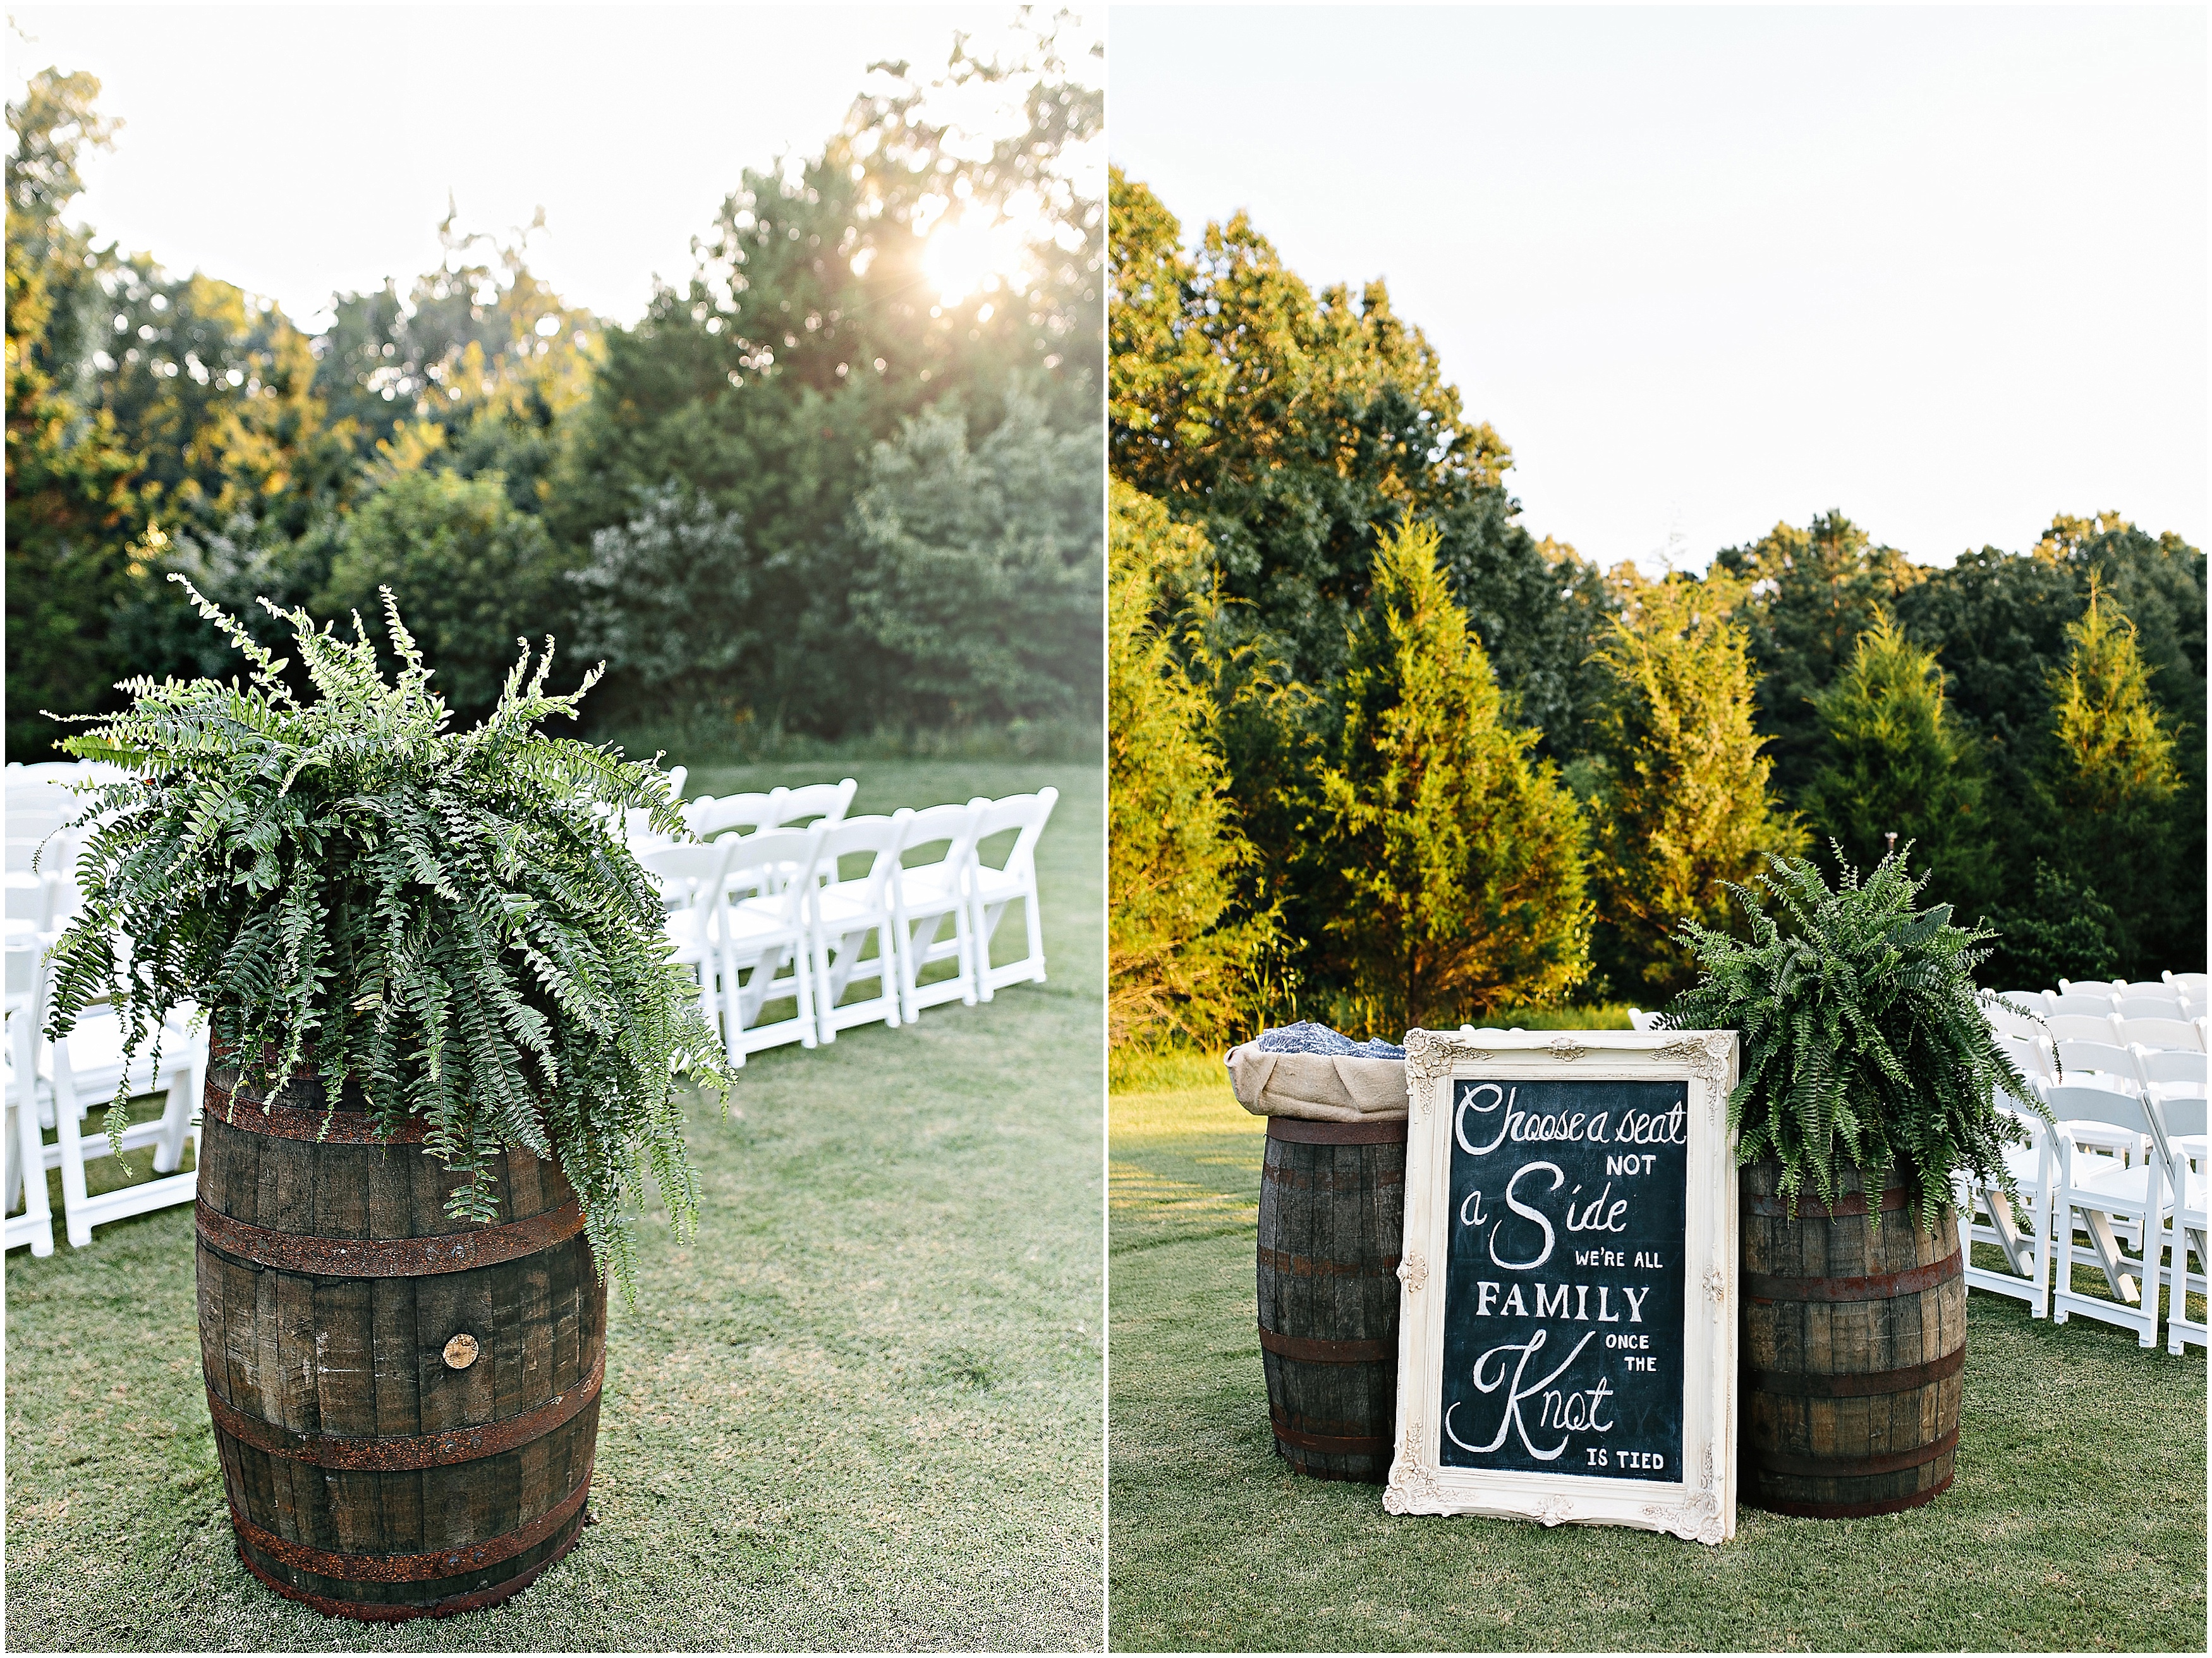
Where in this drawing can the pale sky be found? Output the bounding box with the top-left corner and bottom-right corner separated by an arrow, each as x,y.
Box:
8,3 -> 1081,330
1109,6 -> 2209,573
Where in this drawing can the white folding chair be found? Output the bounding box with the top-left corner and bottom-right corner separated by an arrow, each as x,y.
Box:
966,788 -> 1058,1001
2163,971 -> 2208,1001
638,841 -> 740,1056
809,813 -> 910,1043
1627,1008 -> 1659,1032
2144,1089 -> 2208,1354
2117,1015 -> 2204,1054
890,803 -> 988,1023
1955,1094 -> 2055,1317
4,937 -> 54,1256
26,939 -> 205,1249
2045,1080 -> 2168,1346
721,826 -> 828,1064
2000,989 -> 2054,1016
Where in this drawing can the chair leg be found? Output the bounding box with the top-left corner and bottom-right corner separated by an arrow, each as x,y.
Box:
1022,881 -> 1045,984
2082,1209 -> 2142,1303
798,937 -> 819,1049
878,922 -> 901,1030
151,1072 -> 193,1174
813,924 -> 837,1046
896,917 -> 923,1025
54,1092 -> 94,1250
11,1091 -> 53,1257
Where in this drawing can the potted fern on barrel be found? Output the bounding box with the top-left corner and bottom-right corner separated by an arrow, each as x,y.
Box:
43,580 -> 732,1619
1663,848 -> 2039,1518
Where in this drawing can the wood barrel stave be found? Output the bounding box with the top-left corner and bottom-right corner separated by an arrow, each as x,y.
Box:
196,1054 -> 604,1619
1739,1157 -> 1966,1517
1256,1116 -> 1405,1482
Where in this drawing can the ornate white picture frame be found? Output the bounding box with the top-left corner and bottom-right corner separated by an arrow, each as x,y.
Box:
1385,1026 -> 1741,1544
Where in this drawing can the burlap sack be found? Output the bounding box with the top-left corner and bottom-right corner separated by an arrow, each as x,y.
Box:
1224,1041 -> 1409,1122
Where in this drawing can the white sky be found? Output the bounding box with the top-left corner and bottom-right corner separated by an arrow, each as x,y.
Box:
7,3 -> 1070,330
1109,5 -> 2209,572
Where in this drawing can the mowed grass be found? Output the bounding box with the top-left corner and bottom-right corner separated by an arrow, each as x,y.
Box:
6,759 -> 1103,1653
1108,1054 -> 2208,1653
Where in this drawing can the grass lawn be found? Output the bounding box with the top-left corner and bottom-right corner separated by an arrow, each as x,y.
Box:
1108,1052 -> 2208,1653
6,758 -> 1103,1652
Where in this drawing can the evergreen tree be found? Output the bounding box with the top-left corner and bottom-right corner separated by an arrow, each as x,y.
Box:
1317,520 -> 1591,1035
1106,482 -> 1278,1047
1714,511 -> 1925,799
2048,576 -> 2182,814
2032,579 -> 2186,975
1588,568 -> 1802,999
1800,611 -> 1990,905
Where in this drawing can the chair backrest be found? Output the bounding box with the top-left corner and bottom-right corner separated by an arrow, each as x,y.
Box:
968,787 -> 1059,872
2129,1042 -> 2208,1097
774,779 -> 855,830
2048,991 -> 2119,1017
1983,1001 -> 2045,1041
817,812 -> 911,901
2116,1016 -> 2204,1053
2163,971 -> 2209,997
1998,989 -> 2053,1016
1998,1030 -> 2053,1082
2053,1039 -> 2139,1087
690,793 -> 779,840
896,802 -> 985,870
1627,1008 -> 1657,1033
2117,980 -> 2171,998
660,765 -> 686,804
3,874 -> 58,932
2046,1013 -> 2120,1045
2038,1079 -> 2154,1138
2116,994 -> 2184,1020
722,826 -> 826,927
636,841 -> 736,927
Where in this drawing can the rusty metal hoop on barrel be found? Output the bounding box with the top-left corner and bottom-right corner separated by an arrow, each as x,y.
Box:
1256,1114 -> 1407,1482
195,1054 -> 605,1620
1739,1157 -> 1966,1518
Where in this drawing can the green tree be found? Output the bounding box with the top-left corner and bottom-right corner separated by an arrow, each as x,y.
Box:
1715,511 -> 1925,799
2048,576 -> 2183,815
5,67 -> 140,759
1800,611 -> 1988,903
1107,171 -> 1607,750
1588,567 -> 1803,999
1107,482 -> 1279,1047
1318,520 -> 1592,1034
549,25 -> 1102,737
848,390 -> 1103,728
314,469 -> 574,720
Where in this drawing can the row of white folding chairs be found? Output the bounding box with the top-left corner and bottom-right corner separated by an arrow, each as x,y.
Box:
2002,980 -> 2204,1023
640,789 -> 1056,1068
1956,1042 -> 2207,1352
4,932 -> 206,1257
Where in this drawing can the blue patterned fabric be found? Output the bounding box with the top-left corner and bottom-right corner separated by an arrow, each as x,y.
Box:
1250,1020 -> 1406,1059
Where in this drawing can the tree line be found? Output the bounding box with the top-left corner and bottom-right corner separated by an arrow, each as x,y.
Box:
6,32 -> 1103,763
1107,170 -> 2206,1047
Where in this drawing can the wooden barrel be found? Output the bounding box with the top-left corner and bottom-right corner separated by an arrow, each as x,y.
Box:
193,1051 -> 605,1620
1739,1157 -> 1965,1518
1256,1115 -> 1405,1482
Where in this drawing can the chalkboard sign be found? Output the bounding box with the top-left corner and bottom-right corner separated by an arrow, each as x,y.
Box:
1385,1028 -> 1740,1544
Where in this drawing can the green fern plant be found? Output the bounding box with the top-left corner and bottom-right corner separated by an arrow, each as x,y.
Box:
1663,845 -> 2045,1233
43,578 -> 736,1295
